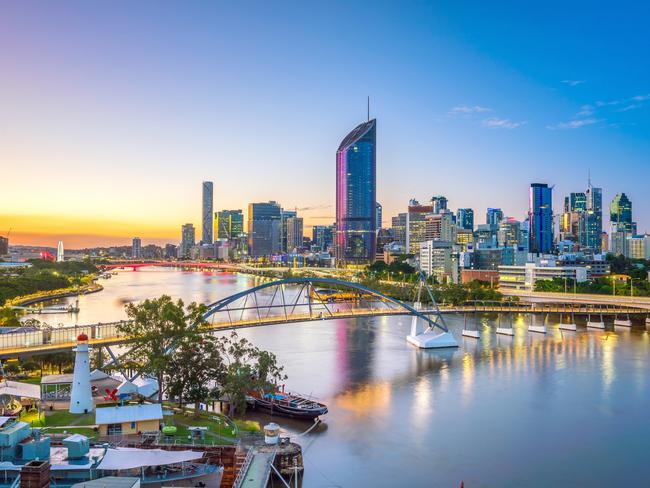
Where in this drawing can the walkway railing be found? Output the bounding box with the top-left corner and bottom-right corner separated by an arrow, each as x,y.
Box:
2,303 -> 647,357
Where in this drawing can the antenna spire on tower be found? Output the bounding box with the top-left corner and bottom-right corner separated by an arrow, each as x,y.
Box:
367,96 -> 370,122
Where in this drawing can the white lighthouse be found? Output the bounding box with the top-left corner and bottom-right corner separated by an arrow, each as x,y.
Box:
69,333 -> 94,414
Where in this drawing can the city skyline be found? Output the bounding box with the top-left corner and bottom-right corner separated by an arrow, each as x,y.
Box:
1,2 -> 649,247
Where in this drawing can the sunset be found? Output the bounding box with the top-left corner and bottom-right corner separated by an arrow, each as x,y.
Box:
1,2 -> 649,487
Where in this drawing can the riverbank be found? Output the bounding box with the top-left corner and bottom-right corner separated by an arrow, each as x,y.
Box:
7,280 -> 103,308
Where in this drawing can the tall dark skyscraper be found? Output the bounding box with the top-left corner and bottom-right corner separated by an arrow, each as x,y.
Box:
202,181 -> 214,244
583,181 -> 602,252
248,201 -> 282,257
528,183 -> 553,254
335,118 -> 376,265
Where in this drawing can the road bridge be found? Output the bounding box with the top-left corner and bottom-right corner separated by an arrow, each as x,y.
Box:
501,289 -> 650,310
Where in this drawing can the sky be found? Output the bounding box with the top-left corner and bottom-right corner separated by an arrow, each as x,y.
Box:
1,1 -> 649,248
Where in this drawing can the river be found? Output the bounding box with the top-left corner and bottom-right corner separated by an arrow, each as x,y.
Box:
26,268 -> 650,487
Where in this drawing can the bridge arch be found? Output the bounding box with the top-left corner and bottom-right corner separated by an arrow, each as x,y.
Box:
201,277 -> 448,333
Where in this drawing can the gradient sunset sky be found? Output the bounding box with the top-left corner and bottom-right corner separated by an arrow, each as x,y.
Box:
1,1 -> 648,248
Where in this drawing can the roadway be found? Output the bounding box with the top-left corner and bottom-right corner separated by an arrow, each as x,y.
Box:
501,289 -> 650,310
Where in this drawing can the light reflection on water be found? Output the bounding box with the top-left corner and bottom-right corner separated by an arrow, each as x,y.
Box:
27,269 -> 650,486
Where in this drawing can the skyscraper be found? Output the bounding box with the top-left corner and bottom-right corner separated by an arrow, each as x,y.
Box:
583,181 -> 602,252
457,208 -> 474,231
610,192 -> 634,256
486,208 -> 504,228
215,210 -> 244,240
431,196 -> 448,214
335,118 -> 376,265
610,193 -> 634,233
391,213 -> 407,247
286,217 -> 304,251
180,223 -> 195,258
248,201 -> 282,257
202,181 -> 214,245
528,183 -> 553,254
281,209 -> 297,253
132,237 -> 142,259
406,199 -> 433,254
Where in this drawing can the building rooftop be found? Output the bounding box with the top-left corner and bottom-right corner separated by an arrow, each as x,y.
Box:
95,403 -> 163,425
337,119 -> 376,152
71,477 -> 140,488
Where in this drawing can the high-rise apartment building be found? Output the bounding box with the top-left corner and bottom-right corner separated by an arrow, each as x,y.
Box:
0,236 -> 8,255
425,211 -> 456,243
391,213 -> 407,247
215,210 -> 244,240
180,224 -> 195,258
286,217 -> 304,251
497,218 -> 521,248
457,208 -> 474,231
528,183 -> 553,254
202,181 -> 214,245
406,199 -> 433,254
335,119 -> 376,265
132,237 -> 142,259
248,201 -> 282,257
281,210 -> 297,253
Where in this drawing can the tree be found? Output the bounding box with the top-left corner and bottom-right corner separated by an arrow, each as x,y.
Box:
216,332 -> 287,417
165,335 -> 224,417
118,295 -> 207,402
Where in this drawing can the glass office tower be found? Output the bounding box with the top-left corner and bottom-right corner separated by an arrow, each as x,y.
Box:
528,183 -> 553,254
335,119 -> 377,265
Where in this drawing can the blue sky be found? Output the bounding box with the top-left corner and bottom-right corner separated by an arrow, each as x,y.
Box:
1,1 -> 648,246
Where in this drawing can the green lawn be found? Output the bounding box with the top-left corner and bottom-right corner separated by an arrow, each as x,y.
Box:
43,410 -> 95,427
159,407 -> 259,445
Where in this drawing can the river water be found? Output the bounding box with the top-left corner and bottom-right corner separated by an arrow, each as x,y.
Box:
28,268 -> 650,487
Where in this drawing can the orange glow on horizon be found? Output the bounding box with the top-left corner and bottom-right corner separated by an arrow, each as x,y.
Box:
1,212 -> 333,248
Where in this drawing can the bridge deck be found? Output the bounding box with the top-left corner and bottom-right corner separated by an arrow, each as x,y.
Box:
2,305 -> 647,358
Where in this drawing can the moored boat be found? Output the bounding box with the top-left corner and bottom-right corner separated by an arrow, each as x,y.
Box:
247,389 -> 328,420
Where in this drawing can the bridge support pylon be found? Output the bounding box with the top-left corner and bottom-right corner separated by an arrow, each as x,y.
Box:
587,312 -> 605,329
614,311 -> 632,327
461,312 -> 480,339
495,312 -> 515,336
406,302 -> 458,349
527,311 -> 546,334
558,306 -> 577,331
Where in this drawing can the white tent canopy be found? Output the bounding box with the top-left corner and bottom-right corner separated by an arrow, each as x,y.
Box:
0,380 -> 41,400
97,448 -> 204,471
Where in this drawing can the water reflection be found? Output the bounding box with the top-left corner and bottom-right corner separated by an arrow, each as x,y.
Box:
25,269 -> 650,486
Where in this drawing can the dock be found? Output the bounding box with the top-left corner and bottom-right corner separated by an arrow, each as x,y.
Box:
234,448 -> 276,488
